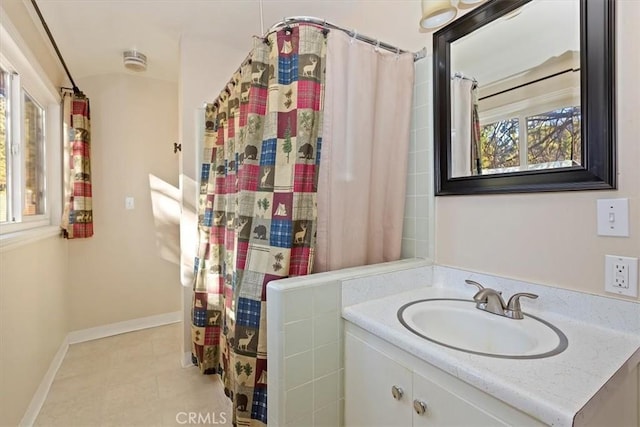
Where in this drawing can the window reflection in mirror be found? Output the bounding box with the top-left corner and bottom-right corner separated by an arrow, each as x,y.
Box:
449,0 -> 580,177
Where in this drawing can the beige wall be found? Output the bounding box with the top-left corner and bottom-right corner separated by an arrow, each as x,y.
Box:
435,1 -> 640,300
68,73 -> 181,330
0,3 -> 69,425
0,237 -> 69,426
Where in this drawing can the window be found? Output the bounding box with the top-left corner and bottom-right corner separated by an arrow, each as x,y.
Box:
526,106 -> 581,167
0,64 -> 47,225
479,104 -> 581,174
0,22 -> 61,239
480,117 -> 519,171
0,68 -> 7,222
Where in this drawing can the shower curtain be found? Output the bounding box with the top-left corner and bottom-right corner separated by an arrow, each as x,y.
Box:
315,31 -> 414,272
451,77 -> 480,176
192,23 -> 414,426
192,25 -> 326,426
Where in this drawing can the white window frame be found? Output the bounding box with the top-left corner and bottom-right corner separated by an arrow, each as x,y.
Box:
478,87 -> 580,173
0,16 -> 62,246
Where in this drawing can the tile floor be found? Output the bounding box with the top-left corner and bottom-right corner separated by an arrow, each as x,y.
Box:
34,323 -> 232,427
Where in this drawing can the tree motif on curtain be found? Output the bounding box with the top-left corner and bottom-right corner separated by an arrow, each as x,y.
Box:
192,24 -> 327,426
61,92 -> 93,238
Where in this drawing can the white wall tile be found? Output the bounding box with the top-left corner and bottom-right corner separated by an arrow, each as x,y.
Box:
415,150 -> 430,174
415,173 -> 430,196
284,319 -> 313,357
407,146 -> 417,173
286,413 -> 313,427
401,238 -> 416,258
285,381 -> 313,425
283,288 -> 314,323
402,55 -> 434,262
416,196 -> 430,219
414,82 -> 429,107
313,312 -> 339,347
404,195 -> 416,218
415,58 -> 430,84
312,282 -> 339,315
402,217 -> 416,239
415,217 -> 429,241
416,240 -> 429,259
313,371 -> 339,410
313,341 -> 339,378
313,401 -> 340,427
405,171 -> 417,196
414,105 -> 429,129
284,350 -> 313,390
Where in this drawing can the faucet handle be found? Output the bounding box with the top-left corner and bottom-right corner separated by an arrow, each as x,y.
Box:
465,280 -> 502,300
465,279 -> 484,292
506,293 -> 538,319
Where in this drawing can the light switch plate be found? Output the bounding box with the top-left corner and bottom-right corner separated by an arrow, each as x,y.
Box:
125,197 -> 135,210
597,198 -> 629,237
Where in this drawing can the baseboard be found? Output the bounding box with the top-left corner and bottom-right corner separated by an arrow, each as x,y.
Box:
182,351 -> 194,368
19,336 -> 69,427
67,311 -> 182,344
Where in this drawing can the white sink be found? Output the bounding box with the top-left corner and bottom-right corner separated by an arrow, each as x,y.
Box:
398,299 -> 568,359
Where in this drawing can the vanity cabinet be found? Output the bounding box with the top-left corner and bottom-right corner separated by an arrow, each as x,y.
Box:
344,322 -> 546,427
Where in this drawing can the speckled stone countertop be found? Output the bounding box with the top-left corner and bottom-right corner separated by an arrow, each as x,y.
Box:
341,266 -> 640,427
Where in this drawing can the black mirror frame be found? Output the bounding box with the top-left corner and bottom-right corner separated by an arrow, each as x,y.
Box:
434,0 -> 616,195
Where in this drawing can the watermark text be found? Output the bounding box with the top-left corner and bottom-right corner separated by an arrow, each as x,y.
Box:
176,412 -> 228,425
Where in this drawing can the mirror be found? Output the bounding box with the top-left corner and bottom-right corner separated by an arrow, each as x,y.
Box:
433,0 -> 616,195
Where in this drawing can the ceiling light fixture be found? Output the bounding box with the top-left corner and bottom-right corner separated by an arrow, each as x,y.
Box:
419,0 -> 487,30
123,50 -> 147,72
420,0 -> 457,30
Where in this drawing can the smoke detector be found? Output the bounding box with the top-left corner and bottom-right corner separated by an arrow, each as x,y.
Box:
123,50 -> 147,72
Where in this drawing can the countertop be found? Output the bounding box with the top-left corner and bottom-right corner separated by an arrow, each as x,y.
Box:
342,285 -> 640,426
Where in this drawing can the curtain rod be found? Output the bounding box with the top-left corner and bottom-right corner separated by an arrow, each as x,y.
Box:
479,68 -> 579,101
452,72 -> 477,83
266,16 -> 427,62
30,0 -> 83,95
206,16 -> 427,106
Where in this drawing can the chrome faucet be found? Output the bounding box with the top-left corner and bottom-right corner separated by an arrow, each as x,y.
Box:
465,280 -> 538,320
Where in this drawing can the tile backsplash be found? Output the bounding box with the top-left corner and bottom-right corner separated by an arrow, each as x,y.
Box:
402,56 -> 434,261
267,275 -> 343,427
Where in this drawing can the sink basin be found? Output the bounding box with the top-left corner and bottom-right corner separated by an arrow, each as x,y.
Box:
398,298 -> 568,359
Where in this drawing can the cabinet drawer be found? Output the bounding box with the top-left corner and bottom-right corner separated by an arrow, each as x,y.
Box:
412,370 -> 508,427
345,332 -> 412,427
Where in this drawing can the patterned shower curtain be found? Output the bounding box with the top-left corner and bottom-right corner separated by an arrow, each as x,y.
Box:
192,24 -> 326,426
61,92 -> 93,238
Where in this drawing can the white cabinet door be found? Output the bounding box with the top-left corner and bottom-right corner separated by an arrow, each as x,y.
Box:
344,332 -> 412,427
412,370 -> 508,427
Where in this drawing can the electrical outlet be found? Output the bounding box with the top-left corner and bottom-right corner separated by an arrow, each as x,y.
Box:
605,255 -> 638,297
613,262 -> 628,288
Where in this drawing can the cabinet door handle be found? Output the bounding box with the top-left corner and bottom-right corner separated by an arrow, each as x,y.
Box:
413,399 -> 428,415
391,385 -> 404,400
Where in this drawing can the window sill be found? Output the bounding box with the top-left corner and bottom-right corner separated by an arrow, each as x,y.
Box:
0,225 -> 62,252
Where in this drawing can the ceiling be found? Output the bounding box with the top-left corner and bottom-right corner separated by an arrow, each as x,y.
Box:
32,0 -> 431,83
451,0 -> 580,86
